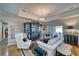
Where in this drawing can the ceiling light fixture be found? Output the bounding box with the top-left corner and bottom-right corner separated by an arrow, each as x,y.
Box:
38,8 -> 46,22
39,17 -> 45,21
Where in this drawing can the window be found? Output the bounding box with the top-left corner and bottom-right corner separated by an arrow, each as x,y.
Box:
55,26 -> 63,37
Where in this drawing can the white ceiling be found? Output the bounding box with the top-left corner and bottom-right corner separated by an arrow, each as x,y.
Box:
0,3 -> 79,22
0,3 -> 23,15
22,4 -> 79,17
19,3 -> 79,22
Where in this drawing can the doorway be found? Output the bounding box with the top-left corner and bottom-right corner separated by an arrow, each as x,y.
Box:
2,22 -> 8,40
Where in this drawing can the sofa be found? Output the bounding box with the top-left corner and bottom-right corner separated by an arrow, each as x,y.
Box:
37,37 -> 64,56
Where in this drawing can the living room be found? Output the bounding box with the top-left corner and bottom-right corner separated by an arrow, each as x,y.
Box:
0,3 -> 79,56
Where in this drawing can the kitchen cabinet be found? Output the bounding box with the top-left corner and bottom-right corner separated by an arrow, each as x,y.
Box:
64,29 -> 79,46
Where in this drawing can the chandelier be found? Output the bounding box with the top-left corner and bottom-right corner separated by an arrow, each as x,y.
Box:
39,17 -> 45,21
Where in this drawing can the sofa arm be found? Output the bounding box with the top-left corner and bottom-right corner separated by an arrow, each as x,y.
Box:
37,38 -> 64,50
37,41 -> 54,50
52,38 -> 64,49
37,41 -> 56,56
24,40 -> 31,48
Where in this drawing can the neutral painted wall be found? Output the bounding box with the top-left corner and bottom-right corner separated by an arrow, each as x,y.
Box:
47,19 -> 79,44
48,26 -> 56,37
0,20 -> 2,41
8,21 -> 24,45
46,20 -> 63,39
47,19 -> 79,30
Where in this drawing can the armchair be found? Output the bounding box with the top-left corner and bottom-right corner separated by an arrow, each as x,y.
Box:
15,33 -> 31,56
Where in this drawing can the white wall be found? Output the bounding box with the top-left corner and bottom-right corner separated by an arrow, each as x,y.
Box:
47,20 -> 64,38
8,21 -> 24,45
47,19 -> 79,44
48,26 -> 56,37
74,24 -> 79,45
74,24 -> 79,29
0,20 -> 2,41
47,19 -> 79,30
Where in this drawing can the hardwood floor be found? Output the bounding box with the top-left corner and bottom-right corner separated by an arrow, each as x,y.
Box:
7,44 -> 79,56
0,43 -> 79,56
0,45 -> 1,56
8,45 -> 22,56
0,44 -> 8,56
8,44 -> 35,56
72,45 -> 79,56
62,43 -> 79,56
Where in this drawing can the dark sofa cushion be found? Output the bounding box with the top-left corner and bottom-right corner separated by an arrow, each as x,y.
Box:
34,47 -> 47,56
